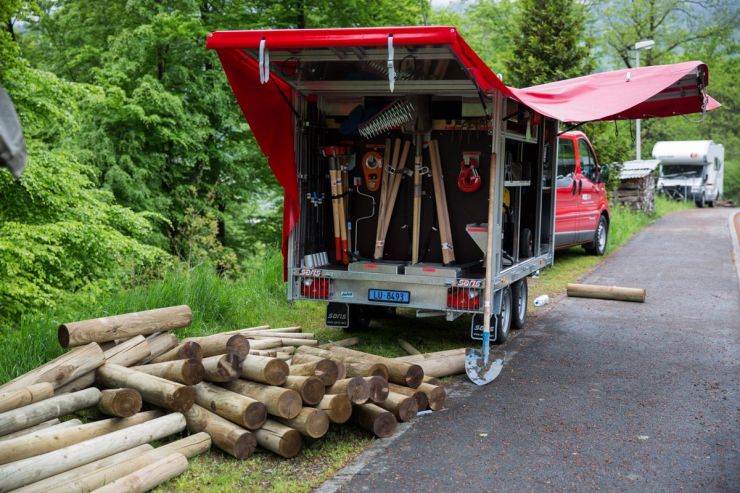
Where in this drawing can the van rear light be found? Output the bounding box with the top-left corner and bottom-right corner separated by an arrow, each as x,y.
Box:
447,287 -> 480,310
300,277 -> 331,299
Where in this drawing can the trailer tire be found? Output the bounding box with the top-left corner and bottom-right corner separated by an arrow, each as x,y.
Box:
511,279 -> 528,331
494,285 -> 512,344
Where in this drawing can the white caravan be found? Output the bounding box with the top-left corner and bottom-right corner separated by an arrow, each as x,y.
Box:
653,140 -> 725,207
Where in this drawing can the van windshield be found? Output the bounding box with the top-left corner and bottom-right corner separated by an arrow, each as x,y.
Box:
661,164 -> 703,178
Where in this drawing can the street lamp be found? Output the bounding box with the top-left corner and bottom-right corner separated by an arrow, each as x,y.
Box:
633,39 -> 655,160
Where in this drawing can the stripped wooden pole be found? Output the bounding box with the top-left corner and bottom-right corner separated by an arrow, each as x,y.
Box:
132,359 -> 205,385
316,394 -> 352,424
89,452 -> 188,493
201,354 -> 242,383
222,380 -> 302,419
351,403 -> 397,438
326,377 -> 370,404
0,383 -> 54,413
275,408 -> 329,439
192,382 -> 267,430
283,376 -> 325,406
184,404 -> 256,459
141,333 -> 179,363
0,388 -> 101,437
96,364 -> 194,412
253,420 -> 302,458
0,419 -> 80,442
97,388 -> 142,417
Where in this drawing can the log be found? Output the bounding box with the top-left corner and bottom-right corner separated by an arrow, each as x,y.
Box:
566,283 -> 646,302
275,408 -> 329,439
276,346 -> 296,355
250,350 -> 277,357
326,377 -> 370,404
103,335 -> 150,367
253,419 -> 302,458
402,353 -> 466,378
321,346 -> 423,388
132,358 -> 205,385
240,355 -> 288,386
0,418 -> 80,442
91,452 -> 188,493
142,333 -> 179,363
395,348 -> 466,362
222,380 -> 301,419
260,337 -> 318,347
149,341 -> 202,363
319,337 -> 359,347
317,394 -> 352,424
0,383 -> 54,413
0,410 -> 160,465
376,391 -> 418,421
201,354 -> 242,383
97,388 -> 142,417
388,383 -> 428,411
0,388 -> 101,437
418,382 -> 446,411
183,404 -> 256,459
364,376 -> 389,403
0,412 -> 186,492
156,431 -> 212,458
244,339 -> 282,350
247,332 -> 315,340
96,364 -> 194,412
283,376 -> 325,406
289,358 -> 338,386
422,375 -> 442,385
192,382 -> 267,430
0,342 -> 104,393
295,347 -> 388,380
398,339 -> 421,355
351,403 -> 397,438
220,324 -> 272,334
58,305 -> 192,348
181,333 -> 250,359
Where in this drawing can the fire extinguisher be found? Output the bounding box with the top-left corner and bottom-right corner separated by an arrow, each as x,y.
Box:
457,151 -> 482,193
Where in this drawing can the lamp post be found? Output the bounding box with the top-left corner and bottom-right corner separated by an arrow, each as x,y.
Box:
633,39 -> 655,160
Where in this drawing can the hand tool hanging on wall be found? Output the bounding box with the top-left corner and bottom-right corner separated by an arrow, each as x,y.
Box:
358,100 -> 415,139
429,140 -> 455,264
411,134 -> 423,264
374,140 -> 410,260
457,151 -> 482,193
373,138 -> 395,259
322,146 -> 352,265
360,148 -> 383,192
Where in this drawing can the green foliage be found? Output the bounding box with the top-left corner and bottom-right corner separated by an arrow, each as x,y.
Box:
506,0 -> 594,86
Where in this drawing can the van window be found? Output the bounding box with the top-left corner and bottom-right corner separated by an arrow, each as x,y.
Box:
578,139 -> 597,181
557,139 -> 575,178
715,157 -> 721,170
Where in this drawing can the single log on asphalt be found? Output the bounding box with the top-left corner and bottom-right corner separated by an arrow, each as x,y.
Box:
0,418 -> 79,442
0,412 -> 186,492
240,355 -> 288,386
0,383 -> 54,413
289,358 -> 338,386
0,410 -> 160,465
326,377 -> 369,404
323,346 -> 423,388
394,347 -> 465,362
12,445 -> 152,493
149,341 -> 202,364
0,343 -> 104,393
201,354 -> 242,383
103,335 -> 151,367
97,388 -> 142,417
364,376 -> 390,403
253,419 -> 302,458
376,391 -> 418,421
417,382 -> 446,411
566,283 -> 646,302
58,306 -> 192,348
388,383 -> 428,410
222,380 -> 301,419
0,387 -> 101,437
142,333 -> 179,363
351,403 -> 397,438
181,333 -> 250,359
96,364 -> 194,412
276,408 -> 329,439
283,376 -> 325,406
92,452 -> 188,493
317,394 -> 352,424
132,359 -> 205,385
193,382 -> 266,430
184,404 -> 256,459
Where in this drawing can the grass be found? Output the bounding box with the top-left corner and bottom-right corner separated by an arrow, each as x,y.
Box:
0,196 -> 691,492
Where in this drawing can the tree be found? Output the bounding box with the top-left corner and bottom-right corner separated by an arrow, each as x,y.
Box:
505,0 -> 594,87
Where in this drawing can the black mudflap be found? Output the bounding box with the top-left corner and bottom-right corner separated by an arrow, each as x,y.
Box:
471,313 -> 498,342
326,302 -> 350,328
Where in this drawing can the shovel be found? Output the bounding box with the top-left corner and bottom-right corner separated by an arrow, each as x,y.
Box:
465,151 -> 505,385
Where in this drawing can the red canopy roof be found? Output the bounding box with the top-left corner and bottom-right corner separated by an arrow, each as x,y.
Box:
206,26 -> 719,273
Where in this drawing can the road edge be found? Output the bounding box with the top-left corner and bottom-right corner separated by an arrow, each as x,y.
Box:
729,210 -> 740,289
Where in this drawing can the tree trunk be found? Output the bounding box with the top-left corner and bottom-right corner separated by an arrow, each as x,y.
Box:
325,377 -> 369,404
0,388 -> 101,437
316,394 -> 352,424
351,403 -> 397,438
0,383 -> 54,413
222,380 -> 301,419
192,382 -> 266,430
282,376 -> 325,406
275,408 -> 329,439
97,388 -> 142,417
253,419 -> 302,458
132,359 -> 205,385
184,404 -> 256,459
96,364 -> 194,412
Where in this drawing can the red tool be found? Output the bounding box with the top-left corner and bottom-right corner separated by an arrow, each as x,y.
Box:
361,149 -> 383,192
457,151 -> 482,193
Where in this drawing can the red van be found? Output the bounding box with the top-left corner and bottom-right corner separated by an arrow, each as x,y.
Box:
555,131 -> 610,255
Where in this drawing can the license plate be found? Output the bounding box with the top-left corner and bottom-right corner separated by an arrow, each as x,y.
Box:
368,289 -> 410,304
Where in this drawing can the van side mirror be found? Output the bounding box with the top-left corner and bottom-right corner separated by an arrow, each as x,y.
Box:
599,163 -> 609,183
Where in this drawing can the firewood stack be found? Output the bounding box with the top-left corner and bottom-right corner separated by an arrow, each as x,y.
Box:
0,305 -> 460,491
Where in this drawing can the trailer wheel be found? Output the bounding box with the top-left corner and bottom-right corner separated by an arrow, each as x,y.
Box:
494,285 -> 512,344
347,305 -> 372,331
511,279 -> 528,331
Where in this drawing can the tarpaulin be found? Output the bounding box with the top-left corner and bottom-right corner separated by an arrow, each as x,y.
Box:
207,27 -> 719,275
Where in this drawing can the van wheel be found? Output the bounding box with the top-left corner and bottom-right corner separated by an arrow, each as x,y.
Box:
584,216 -> 608,256
707,199 -> 715,208
494,286 -> 512,344
695,194 -> 705,208
511,279 -> 528,330
347,305 -> 372,331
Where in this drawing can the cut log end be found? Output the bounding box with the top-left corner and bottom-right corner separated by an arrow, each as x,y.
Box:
319,394 -> 352,424
244,401 -> 268,430
180,341 -> 203,360
300,377 -> 325,406
303,409 -> 330,438
171,386 -> 195,412
226,335 -> 251,359
396,396 -> 419,422
182,359 -> 206,386
98,388 -> 142,417
279,429 -> 303,458
277,390 -> 303,420
264,359 -> 289,386
365,376 -> 389,403
57,326 -> 71,348
233,431 -> 258,459
404,364 -> 424,388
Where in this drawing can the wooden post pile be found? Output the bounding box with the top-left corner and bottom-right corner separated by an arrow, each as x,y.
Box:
0,305 -> 460,492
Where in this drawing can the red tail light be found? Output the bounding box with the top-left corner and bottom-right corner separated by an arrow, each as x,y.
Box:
301,278 -> 331,299
447,287 -> 480,310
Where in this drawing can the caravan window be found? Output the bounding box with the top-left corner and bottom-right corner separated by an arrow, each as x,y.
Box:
661,164 -> 702,177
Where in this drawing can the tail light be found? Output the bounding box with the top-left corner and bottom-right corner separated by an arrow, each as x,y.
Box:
300,277 -> 331,299
447,287 -> 480,310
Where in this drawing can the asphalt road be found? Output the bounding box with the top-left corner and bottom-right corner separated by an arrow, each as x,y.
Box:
329,208 -> 740,493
